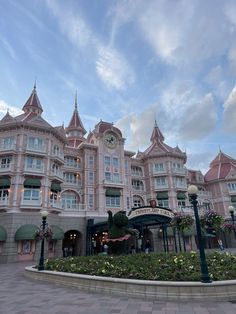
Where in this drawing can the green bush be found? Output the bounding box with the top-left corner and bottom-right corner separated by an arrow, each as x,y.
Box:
45,251 -> 236,281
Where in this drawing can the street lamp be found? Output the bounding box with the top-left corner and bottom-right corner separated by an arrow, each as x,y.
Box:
229,205 -> 236,238
188,185 -> 211,283
38,210 -> 48,271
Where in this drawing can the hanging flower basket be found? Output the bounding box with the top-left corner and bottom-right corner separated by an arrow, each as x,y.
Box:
200,211 -> 224,231
34,227 -> 53,241
222,223 -> 236,232
170,213 -> 194,231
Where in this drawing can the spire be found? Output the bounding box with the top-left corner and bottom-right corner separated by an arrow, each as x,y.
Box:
150,120 -> 164,143
66,96 -> 86,137
22,85 -> 43,115
75,91 -> 78,112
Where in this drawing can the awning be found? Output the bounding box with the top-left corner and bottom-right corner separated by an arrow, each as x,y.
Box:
15,224 -> 38,240
0,178 -> 10,187
156,192 -> 168,200
0,226 -> 7,241
51,225 -> 64,240
231,196 -> 236,202
51,182 -> 61,192
24,178 -> 41,187
105,189 -> 121,196
177,192 -> 186,200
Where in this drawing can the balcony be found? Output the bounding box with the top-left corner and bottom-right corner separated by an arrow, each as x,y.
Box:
50,199 -> 63,209
0,195 -> 9,207
26,144 -> 46,155
21,198 -> 42,208
154,184 -> 169,190
24,165 -> 44,174
0,142 -> 16,152
0,163 -> 14,173
132,186 -> 144,191
153,169 -> 167,175
103,179 -> 123,187
172,168 -> 187,175
52,152 -> 65,164
63,180 -> 82,187
198,190 -> 212,199
50,170 -> 64,182
175,183 -> 187,189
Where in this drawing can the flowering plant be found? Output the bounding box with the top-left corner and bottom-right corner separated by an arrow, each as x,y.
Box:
222,223 -> 236,232
200,211 -> 224,231
34,227 -> 53,241
170,213 -> 194,231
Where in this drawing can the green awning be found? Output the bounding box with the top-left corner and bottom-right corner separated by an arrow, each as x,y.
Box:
105,189 -> 121,196
51,182 -> 61,192
51,225 -> 64,240
0,226 -> 7,241
24,178 -> 41,187
156,192 -> 168,200
231,196 -> 236,202
177,192 -> 186,200
15,224 -> 38,240
0,178 -> 10,187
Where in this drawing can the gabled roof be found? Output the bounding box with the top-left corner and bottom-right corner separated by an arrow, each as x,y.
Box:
0,111 -> 15,124
205,151 -> 236,182
22,85 -> 43,114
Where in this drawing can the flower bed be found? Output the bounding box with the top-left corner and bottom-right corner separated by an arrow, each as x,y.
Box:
45,251 -> 236,282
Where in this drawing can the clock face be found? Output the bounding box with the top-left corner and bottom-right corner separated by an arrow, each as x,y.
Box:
104,132 -> 118,148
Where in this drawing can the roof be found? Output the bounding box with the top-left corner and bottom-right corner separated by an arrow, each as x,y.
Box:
22,85 -> 43,113
66,96 -> 86,135
205,151 -> 236,182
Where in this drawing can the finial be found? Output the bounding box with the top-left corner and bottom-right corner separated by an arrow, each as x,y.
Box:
154,119 -> 158,127
75,91 -> 78,111
62,121 -> 64,128
33,77 -> 37,90
219,145 -> 221,152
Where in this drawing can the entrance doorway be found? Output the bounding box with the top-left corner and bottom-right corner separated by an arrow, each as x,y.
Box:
63,230 -> 81,257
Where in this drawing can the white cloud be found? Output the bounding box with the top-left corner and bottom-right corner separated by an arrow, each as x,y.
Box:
179,93 -> 217,140
0,100 -> 22,116
223,84 -> 236,133
96,46 -> 135,90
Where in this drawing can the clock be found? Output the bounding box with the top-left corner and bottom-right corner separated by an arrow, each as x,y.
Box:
103,132 -> 118,148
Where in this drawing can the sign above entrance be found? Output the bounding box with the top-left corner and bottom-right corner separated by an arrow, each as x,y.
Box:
128,207 -> 174,220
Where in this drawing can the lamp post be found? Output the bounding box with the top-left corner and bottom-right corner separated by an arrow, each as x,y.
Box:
188,185 -> 211,283
229,205 -> 236,239
38,210 -> 48,271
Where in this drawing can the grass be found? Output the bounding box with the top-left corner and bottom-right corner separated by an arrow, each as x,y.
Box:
45,251 -> 236,281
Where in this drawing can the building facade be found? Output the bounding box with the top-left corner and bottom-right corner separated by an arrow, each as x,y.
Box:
0,87 -> 235,263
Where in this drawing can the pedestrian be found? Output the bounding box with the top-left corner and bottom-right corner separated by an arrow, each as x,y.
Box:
217,239 -> 224,251
144,239 -> 151,254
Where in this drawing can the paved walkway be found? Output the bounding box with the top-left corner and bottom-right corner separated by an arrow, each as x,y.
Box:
0,262 -> 236,314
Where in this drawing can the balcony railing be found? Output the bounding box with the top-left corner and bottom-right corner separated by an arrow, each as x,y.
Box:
62,203 -> 87,211
103,179 -> 123,185
21,198 -> 42,206
26,144 -> 46,153
63,180 -> 82,186
0,143 -> 16,151
155,184 -> 169,189
51,170 -> 64,180
25,165 -> 44,173
132,186 -> 144,191
0,164 -> 13,172
0,195 -> 9,206
172,168 -> 186,175
50,199 -> 63,209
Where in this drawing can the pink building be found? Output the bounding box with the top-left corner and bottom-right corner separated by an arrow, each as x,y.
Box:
0,87 -> 235,262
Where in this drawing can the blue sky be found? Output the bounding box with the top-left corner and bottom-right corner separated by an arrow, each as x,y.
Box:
1,0 -> 236,173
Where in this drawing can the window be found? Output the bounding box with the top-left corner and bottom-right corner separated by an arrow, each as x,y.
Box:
61,191 -> 78,209
0,189 -> 9,200
154,163 -> 164,172
125,160 -> 129,172
131,166 -> 142,176
22,240 -> 31,254
133,199 -> 142,207
127,197 -> 130,209
106,196 -> 120,207
228,183 -> 236,191
104,156 -> 111,166
112,157 -> 119,167
2,137 -> 14,149
53,145 -> 60,155
64,156 -> 78,168
178,200 -> 186,207
88,172 -> 94,184
23,188 -> 40,201
105,172 -> 111,181
0,157 -> 11,168
26,156 -> 43,170
64,173 -> 77,184
155,177 -> 166,187
158,200 -> 169,208
113,173 -> 120,183
88,155 -> 94,167
175,177 -> 186,187
28,137 -> 43,150
89,194 -> 94,207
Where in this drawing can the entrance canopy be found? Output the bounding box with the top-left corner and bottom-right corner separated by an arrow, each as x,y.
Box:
128,206 -> 174,226
0,226 -> 7,241
15,224 -> 38,240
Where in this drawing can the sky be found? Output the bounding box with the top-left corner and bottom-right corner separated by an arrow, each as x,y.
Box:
1,0 -> 236,174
